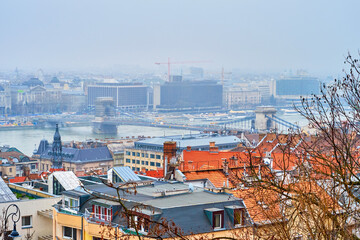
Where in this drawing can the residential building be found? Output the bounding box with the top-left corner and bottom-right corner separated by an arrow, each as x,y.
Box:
0,148 -> 38,178
123,134 -> 242,172
53,174 -> 249,239
0,176 -> 61,240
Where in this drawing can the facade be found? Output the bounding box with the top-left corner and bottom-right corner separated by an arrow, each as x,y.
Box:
156,80 -> 223,111
224,90 -> 261,109
0,85 -> 11,115
33,127 -> 114,174
0,149 -> 38,178
0,176 -> 61,240
10,85 -> 62,115
87,83 -> 149,110
274,76 -> 320,99
123,148 -> 163,172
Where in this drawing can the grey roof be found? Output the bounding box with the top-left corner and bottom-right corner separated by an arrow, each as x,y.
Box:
112,167 -> 141,182
135,134 -> 241,149
0,177 -> 17,203
52,171 -> 81,191
40,146 -> 113,163
86,181 -> 239,209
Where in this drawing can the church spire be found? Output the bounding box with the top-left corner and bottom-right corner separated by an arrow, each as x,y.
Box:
52,124 -> 63,169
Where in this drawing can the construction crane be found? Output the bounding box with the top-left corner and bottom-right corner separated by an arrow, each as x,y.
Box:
155,58 -> 210,82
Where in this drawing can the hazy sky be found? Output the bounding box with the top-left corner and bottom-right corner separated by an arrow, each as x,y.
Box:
0,0 -> 359,74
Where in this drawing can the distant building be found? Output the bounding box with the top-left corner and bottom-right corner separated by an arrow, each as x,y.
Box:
155,80 -> 223,111
274,76 -> 320,99
0,148 -> 38,178
10,84 -> 62,115
87,83 -> 149,110
33,126 -> 113,174
225,90 -> 261,109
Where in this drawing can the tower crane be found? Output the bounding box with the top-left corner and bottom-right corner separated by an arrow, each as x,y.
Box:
155,58 -> 210,82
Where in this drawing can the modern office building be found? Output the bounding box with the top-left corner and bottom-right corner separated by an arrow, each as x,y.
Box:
155,80 -> 223,111
274,76 -> 320,99
87,83 -> 149,110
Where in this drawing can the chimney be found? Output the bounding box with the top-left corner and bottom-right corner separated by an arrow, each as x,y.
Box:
163,141 -> 177,179
222,158 -> 229,176
209,142 -> 218,152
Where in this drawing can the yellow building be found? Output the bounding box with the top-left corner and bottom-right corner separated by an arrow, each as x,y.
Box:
123,148 -> 163,171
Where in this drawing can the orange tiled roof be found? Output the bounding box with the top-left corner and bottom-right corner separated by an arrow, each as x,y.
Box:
182,150 -> 252,171
233,187 -> 283,224
184,170 -> 234,188
146,169 -> 164,178
9,176 -> 27,183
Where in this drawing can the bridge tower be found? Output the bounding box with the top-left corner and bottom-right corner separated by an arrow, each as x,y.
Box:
255,106 -> 277,132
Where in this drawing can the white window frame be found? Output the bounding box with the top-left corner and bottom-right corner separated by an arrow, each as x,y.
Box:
213,213 -> 222,229
21,215 -> 32,229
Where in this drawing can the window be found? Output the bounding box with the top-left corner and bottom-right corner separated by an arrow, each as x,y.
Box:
126,151 -> 131,156
156,163 -> 161,167
234,209 -> 244,226
145,153 -> 149,158
150,154 -> 155,159
126,159 -> 131,163
213,213 -> 223,229
93,205 -> 112,222
141,153 -> 144,157
136,160 -> 140,164
141,161 -> 145,165
132,152 -> 135,156
150,162 -> 155,166
22,216 -> 32,228
136,152 -> 140,157
136,167 -> 140,171
9,168 -> 12,173
63,226 -> 77,240
156,155 -> 161,159
128,214 -> 149,233
145,161 -> 149,166
132,160 -> 135,164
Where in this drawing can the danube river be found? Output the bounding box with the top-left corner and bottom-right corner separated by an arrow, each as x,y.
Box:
0,112 -> 307,156
0,125 -> 200,156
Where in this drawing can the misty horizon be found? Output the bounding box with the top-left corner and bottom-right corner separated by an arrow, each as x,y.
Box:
1,0 -> 359,76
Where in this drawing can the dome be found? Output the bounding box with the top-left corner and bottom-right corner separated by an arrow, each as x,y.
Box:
50,77 -> 60,83
23,78 -> 44,87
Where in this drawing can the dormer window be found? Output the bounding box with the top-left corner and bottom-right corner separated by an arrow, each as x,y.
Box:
63,196 -> 79,212
204,208 -> 225,230
127,213 -> 150,234
213,212 -> 223,229
225,205 -> 245,227
92,205 -> 112,222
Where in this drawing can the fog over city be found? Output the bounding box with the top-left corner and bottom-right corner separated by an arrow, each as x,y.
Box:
1,1 -> 360,240
1,0 -> 359,74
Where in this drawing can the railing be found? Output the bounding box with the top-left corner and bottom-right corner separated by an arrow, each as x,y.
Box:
84,208 -> 111,223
